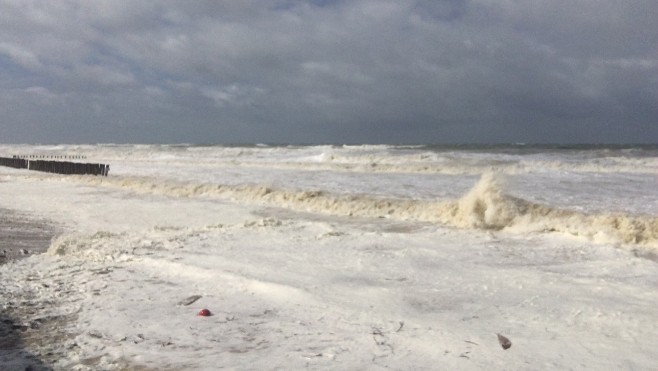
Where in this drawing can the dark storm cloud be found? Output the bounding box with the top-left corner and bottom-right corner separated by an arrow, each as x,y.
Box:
0,0 -> 656,144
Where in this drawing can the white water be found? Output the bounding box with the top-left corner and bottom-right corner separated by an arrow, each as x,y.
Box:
1,144 -> 657,370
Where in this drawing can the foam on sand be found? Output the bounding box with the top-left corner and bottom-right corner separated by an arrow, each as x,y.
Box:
9,214 -> 658,370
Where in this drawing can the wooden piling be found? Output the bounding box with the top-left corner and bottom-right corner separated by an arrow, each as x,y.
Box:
0,156 -> 109,176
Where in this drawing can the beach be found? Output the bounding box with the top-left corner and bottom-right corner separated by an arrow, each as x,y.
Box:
3,1 -> 656,369
1,144 -> 657,370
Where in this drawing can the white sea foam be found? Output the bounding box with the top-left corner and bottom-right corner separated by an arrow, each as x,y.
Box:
56,171 -> 657,248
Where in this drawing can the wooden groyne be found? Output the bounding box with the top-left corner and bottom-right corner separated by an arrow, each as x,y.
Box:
14,154 -> 87,160
0,157 -> 28,169
0,156 -> 109,176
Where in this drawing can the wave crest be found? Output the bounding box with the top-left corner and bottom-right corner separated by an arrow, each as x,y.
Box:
449,172 -> 521,229
444,173 -> 658,246
67,173 -> 658,248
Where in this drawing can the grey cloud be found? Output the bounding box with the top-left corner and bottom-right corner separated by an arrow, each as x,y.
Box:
0,0 -> 656,144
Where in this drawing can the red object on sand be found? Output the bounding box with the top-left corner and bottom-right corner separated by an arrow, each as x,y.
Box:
197,308 -> 212,317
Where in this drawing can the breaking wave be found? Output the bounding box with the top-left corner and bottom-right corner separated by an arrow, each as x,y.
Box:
67,173 -> 657,248
443,173 -> 658,246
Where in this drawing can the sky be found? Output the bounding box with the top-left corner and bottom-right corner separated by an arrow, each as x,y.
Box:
0,0 -> 656,144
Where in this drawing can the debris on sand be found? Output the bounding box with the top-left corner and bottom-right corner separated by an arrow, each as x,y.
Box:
178,295 -> 202,306
497,333 -> 512,350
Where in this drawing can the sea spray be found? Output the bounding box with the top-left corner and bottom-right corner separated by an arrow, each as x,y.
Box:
449,172 -> 520,229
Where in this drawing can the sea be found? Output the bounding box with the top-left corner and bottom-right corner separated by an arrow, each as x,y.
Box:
1,143 -> 657,370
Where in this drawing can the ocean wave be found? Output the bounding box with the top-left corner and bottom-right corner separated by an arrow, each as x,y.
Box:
65,173 -> 657,248
442,173 -> 658,246
231,157 -> 657,175
2,144 -> 656,175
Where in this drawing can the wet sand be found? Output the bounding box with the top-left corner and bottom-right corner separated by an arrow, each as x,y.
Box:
1,211 -> 164,370
0,208 -> 58,265
1,209 -> 62,370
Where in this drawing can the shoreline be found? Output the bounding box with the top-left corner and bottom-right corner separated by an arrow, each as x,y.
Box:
1,209 -> 64,370
0,208 -> 59,265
